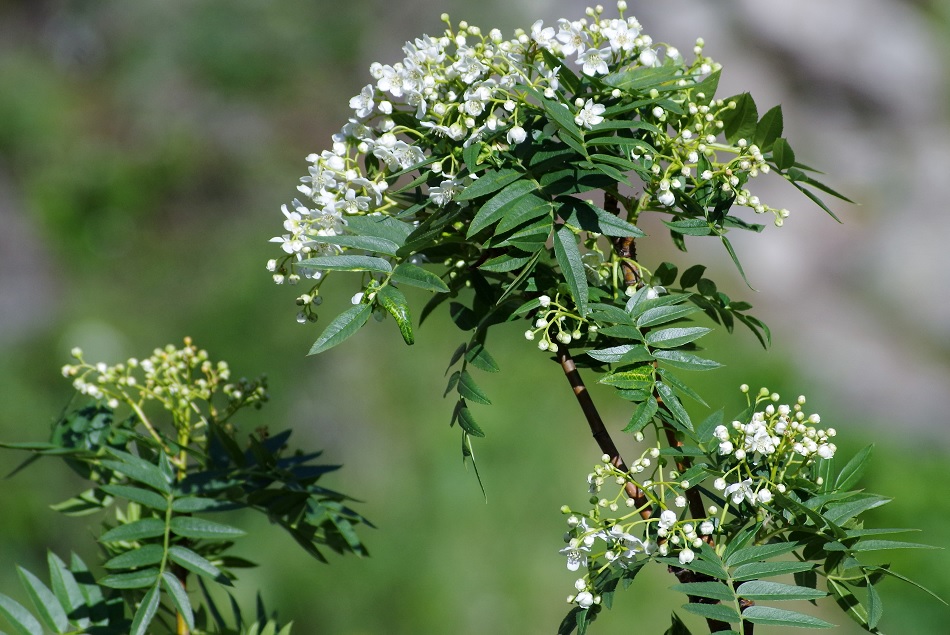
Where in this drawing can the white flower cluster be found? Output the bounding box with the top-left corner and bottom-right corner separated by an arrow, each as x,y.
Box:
269,2 -> 795,322
711,387 -> 836,511
61,338 -> 267,429
523,294 -> 595,353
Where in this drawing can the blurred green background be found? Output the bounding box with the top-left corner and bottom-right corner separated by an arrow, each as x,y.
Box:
2,0 -> 949,633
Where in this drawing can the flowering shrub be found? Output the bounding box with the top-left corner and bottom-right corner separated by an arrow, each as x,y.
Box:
262,2 -> 942,633
0,340 -> 369,635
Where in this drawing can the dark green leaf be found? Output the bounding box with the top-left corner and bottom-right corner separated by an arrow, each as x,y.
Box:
754,105 -> 784,152
308,304 -> 372,356
732,561 -> 815,581
466,343 -> 500,372
553,226 -> 589,317
496,196 -> 552,234
664,611 -> 694,635
721,93 -> 758,144
391,262 -> 450,292
663,219 -> 713,236
822,495 -> 890,525
161,571 -> 195,631
742,605 -> 834,628
736,580 -> 827,601
637,305 -> 701,328
168,546 -> 230,585
771,138 -> 795,171
171,496 -> 226,513
623,397 -> 658,434
680,602 -> 740,623
725,542 -> 800,567
849,540 -> 937,552
720,235 -> 754,289
310,235 -> 400,256
458,371 -> 492,405
652,350 -> 721,371
656,381 -> 692,431
455,404 -> 485,438
0,593 -> 44,635
835,445 -> 873,491
46,553 -> 84,625
467,179 -> 539,237
170,517 -> 246,540
670,581 -> 734,602
104,544 -> 164,569
479,252 -> 535,273
16,567 -> 69,633
296,255 -> 392,274
867,582 -> 883,629
456,168 -> 523,201
99,569 -> 160,589
100,518 -> 166,543
129,583 -> 160,635
644,326 -> 711,348
101,449 -> 171,494
377,285 -> 414,345
657,369 -> 708,407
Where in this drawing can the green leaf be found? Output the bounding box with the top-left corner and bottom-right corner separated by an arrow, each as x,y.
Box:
725,542 -> 801,567
129,583 -> 160,635
171,496 -> 225,513
652,350 -> 721,371
828,579 -> 876,631
771,138 -> 796,171
0,593 -> 44,635
866,582 -> 883,629
104,544 -> 165,570
479,252 -> 535,273
100,518 -> 166,543
731,561 -> 816,581
657,369 -> 708,407
680,602 -> 740,623
168,546 -> 231,585
169,516 -> 247,540
835,445 -> 873,491
670,581 -> 734,602
457,168 -> 525,201
822,495 -> 890,525
849,540 -> 938,552
101,449 -> 171,494
679,264 -> 706,289
310,234 -> 400,256
636,305 -> 701,328
455,404 -> 485,438
656,555 -> 728,581
16,567 -> 69,634
623,397 -> 658,433
742,605 -> 834,628
553,226 -> 589,317
754,105 -> 784,152
308,303 -> 372,356
656,381 -> 692,432
46,553 -> 84,625
586,345 -> 651,364
466,343 -> 500,372
467,179 -> 539,237
600,364 -> 654,390
391,262 -> 450,292
603,65 -> 683,92
296,255 -> 392,274
99,568 -> 160,589
458,370 -> 492,405
721,93 -> 758,144
377,285 -> 414,345
161,571 -> 195,631
496,196 -> 553,234
663,218 -> 713,236
644,326 -> 711,348
345,215 -> 412,245
736,580 -> 827,601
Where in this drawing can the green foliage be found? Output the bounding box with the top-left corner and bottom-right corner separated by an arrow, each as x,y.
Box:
0,341 -> 369,634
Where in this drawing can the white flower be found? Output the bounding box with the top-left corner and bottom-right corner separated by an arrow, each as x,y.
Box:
507,125 -> 527,144
530,20 -> 557,49
718,440 -> 734,455
576,47 -> 612,76
659,509 -> 677,529
678,548 -> 695,565
559,543 -> 591,571
724,479 -> 754,505
556,20 -> 588,56
574,99 -> 605,129
699,521 -> 715,535
757,488 -> 773,504
638,48 -> 657,66
349,84 -> 375,118
602,19 -> 638,52
657,190 -> 675,207
575,591 -> 595,608
674,496 -> 687,508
